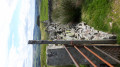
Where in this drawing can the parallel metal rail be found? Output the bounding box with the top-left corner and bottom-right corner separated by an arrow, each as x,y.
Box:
28,40 -> 120,67
64,42 -> 120,67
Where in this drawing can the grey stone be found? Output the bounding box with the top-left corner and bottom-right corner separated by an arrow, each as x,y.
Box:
109,36 -> 117,39
46,22 -> 116,41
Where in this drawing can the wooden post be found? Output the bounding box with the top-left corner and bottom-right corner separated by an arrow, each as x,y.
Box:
28,39 -> 117,44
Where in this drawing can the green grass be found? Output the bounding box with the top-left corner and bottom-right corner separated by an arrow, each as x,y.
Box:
81,0 -> 120,44
40,22 -> 48,67
39,0 -> 48,67
110,0 -> 120,44
82,0 -> 111,32
40,0 -> 48,21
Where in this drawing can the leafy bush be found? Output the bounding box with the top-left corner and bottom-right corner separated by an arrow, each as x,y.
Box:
52,7 -> 61,22
52,0 -> 81,24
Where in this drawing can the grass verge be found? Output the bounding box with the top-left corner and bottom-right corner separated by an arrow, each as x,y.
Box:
82,0 -> 120,44
82,0 -> 111,32
110,0 -> 120,44
40,0 -> 48,21
40,22 -> 48,67
39,0 -> 48,67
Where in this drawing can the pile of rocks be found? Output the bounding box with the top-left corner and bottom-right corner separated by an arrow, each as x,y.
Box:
45,21 -> 116,41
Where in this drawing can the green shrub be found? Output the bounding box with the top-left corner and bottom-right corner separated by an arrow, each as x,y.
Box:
52,0 -> 81,24
52,7 -> 61,22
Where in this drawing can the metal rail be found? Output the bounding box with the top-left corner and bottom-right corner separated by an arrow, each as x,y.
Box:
70,41 -> 97,67
84,46 -> 114,67
64,45 -> 80,67
28,40 -> 119,66
65,45 -> 116,67
74,46 -> 97,67
62,41 -> 118,67
93,46 -> 120,64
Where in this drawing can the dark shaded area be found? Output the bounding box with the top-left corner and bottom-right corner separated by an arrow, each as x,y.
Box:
37,15 -> 40,26
48,0 -> 53,23
61,0 -> 81,24
51,0 -> 82,24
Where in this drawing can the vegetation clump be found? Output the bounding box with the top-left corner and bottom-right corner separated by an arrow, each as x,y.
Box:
52,0 -> 82,24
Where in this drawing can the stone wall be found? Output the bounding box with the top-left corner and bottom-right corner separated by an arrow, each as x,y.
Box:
46,21 -> 116,41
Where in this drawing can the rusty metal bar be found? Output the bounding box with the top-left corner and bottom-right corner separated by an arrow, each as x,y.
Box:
84,46 -> 114,67
93,46 -> 120,64
70,41 -> 97,67
74,46 -> 97,67
64,45 -> 80,67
